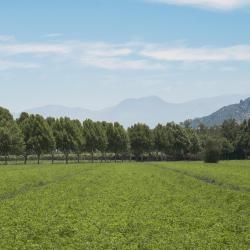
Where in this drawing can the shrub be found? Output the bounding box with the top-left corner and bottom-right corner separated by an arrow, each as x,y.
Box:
203,138 -> 221,163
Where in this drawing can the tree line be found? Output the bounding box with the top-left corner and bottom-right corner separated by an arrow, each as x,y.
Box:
0,106 -> 249,164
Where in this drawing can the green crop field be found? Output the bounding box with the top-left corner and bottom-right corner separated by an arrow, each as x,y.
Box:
0,161 -> 249,249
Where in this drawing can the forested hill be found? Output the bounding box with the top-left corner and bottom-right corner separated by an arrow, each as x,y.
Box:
191,98 -> 250,127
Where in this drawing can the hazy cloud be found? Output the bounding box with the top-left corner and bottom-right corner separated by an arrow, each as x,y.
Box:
0,43 -> 70,55
0,35 -> 15,42
0,60 -> 39,70
141,45 -> 250,61
147,0 -> 250,10
81,57 -> 164,70
1,38 -> 250,71
43,33 -> 63,38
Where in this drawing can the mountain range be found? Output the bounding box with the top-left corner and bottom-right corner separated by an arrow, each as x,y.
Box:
22,94 -> 249,127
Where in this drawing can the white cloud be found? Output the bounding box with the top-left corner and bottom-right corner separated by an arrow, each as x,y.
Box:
0,41 -> 164,71
77,42 -> 164,70
43,33 -> 63,38
141,45 -> 250,61
1,38 -> 250,71
81,57 -> 164,70
0,35 -> 15,42
220,66 -> 237,72
0,43 -> 70,55
0,60 -> 39,70
147,0 -> 250,10
89,48 -> 132,57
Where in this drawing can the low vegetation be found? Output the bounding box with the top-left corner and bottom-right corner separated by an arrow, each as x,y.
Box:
0,161 -> 249,249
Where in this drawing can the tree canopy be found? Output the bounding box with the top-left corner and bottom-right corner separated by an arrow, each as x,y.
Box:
0,108 -> 24,164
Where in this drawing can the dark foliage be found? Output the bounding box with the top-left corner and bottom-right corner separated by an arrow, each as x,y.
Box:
203,138 -> 221,163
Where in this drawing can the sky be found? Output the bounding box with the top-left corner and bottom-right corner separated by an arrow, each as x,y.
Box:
1,0 -> 250,111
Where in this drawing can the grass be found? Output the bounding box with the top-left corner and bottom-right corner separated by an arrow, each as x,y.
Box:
0,161 -> 249,249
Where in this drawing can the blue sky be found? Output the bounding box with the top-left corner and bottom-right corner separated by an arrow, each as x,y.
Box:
1,0 -> 250,111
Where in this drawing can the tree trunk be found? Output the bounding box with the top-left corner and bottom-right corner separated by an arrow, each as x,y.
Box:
24,154 -> 27,165
91,150 -> 94,163
51,153 -> 54,164
65,153 -> 69,164
115,153 -> 117,163
77,154 -> 80,163
4,154 -> 8,165
37,154 -> 40,165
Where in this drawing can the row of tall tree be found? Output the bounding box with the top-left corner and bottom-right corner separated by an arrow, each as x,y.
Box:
0,106 -> 249,164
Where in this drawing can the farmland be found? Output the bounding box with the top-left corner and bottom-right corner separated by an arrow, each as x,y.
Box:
0,161 -> 249,249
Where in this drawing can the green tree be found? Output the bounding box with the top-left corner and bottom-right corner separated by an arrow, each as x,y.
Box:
0,106 -> 13,122
169,123 -> 191,160
83,120 -> 108,162
107,122 -> 129,161
72,119 -> 86,163
46,117 -> 57,163
187,129 -> 201,157
236,120 -> 250,159
153,124 -> 165,160
18,114 -> 55,164
221,119 -> 239,143
94,122 -> 108,162
102,122 -> 113,161
53,117 -> 78,164
0,107 -> 24,164
220,138 -> 234,160
83,119 -> 97,162
128,123 -> 153,161
153,124 -> 174,160
17,112 -> 32,164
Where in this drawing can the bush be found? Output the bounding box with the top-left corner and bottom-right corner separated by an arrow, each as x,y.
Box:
203,138 -> 221,163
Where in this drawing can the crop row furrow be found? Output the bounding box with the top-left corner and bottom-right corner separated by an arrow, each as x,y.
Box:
0,168 -> 93,202
159,167 -> 250,193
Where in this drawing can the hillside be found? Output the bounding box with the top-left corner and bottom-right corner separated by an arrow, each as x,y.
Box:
191,97 -> 250,127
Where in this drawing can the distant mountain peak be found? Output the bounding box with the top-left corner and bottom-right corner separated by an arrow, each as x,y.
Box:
117,95 -> 165,104
20,94 -> 249,127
